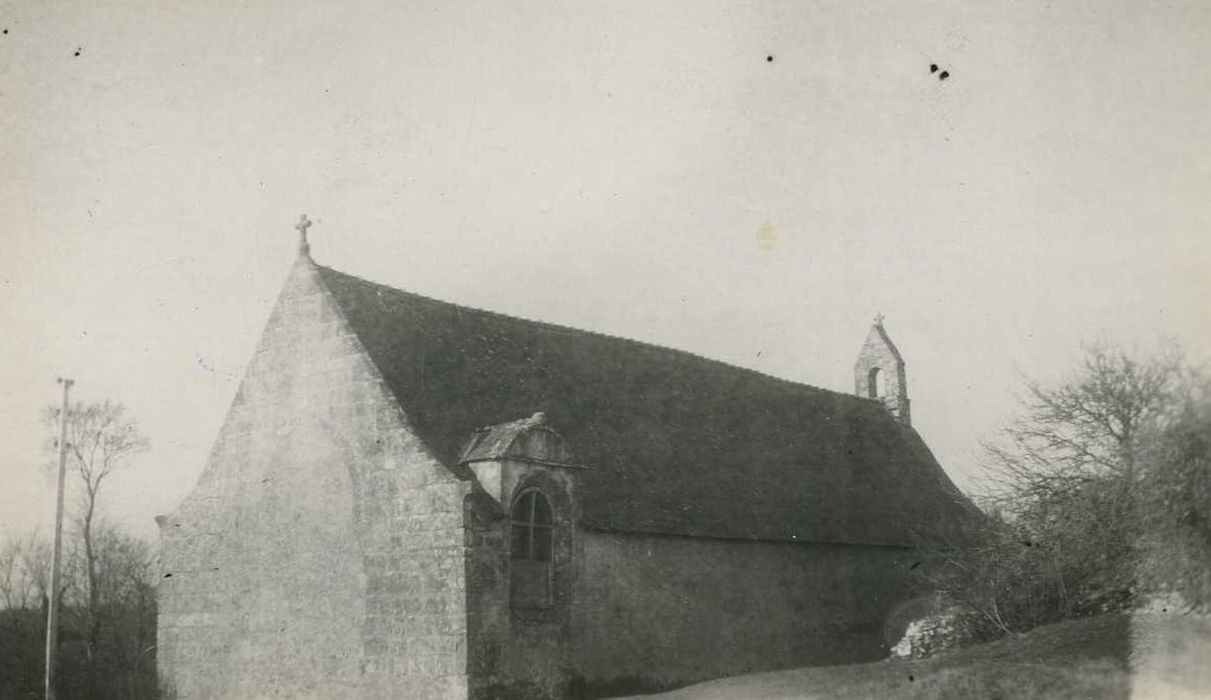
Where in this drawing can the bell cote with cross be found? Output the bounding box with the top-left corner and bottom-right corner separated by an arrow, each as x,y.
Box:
853,314 -> 912,426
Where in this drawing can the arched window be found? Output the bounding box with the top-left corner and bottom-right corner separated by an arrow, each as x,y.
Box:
868,367 -> 884,398
510,489 -> 553,608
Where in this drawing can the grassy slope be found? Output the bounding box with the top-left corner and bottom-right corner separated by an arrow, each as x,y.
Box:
631,614 -> 1131,700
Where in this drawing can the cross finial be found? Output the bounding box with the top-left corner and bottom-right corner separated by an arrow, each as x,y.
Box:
295,214 -> 313,257
874,312 -> 885,327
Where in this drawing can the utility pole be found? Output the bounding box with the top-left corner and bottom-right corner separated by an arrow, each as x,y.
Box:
44,377 -> 73,700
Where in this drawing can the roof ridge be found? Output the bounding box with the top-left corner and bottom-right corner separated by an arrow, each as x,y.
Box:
315,264 -> 865,405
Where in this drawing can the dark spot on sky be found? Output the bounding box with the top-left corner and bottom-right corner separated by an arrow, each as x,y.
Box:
1022,539 -> 1033,548
909,674 -> 915,682
73,47 -> 81,57
939,70 -> 950,80
930,63 -> 938,73
3,29 -> 9,35
766,55 -> 774,63
163,573 -> 172,578
910,560 -> 922,570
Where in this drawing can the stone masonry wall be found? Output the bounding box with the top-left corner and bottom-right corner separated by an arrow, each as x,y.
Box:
464,464 -> 580,700
158,258 -> 471,699
569,530 -> 914,696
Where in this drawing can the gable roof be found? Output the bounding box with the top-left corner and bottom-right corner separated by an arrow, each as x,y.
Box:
458,412 -> 582,468
316,264 -> 975,546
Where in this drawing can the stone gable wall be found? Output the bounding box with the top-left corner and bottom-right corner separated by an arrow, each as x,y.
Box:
158,260 -> 471,699
854,326 -> 910,425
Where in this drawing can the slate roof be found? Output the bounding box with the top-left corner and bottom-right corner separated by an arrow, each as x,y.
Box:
317,264 -> 976,546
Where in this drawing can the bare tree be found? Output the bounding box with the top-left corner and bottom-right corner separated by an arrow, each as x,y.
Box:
1,536 -> 27,612
43,400 -> 149,656
0,531 -> 51,613
1137,389 -> 1211,609
980,344 -> 1193,619
983,342 -> 1184,498
1,525 -> 161,699
92,524 -> 159,691
920,343 -> 1202,634
913,513 -> 1018,636
1,532 -> 51,698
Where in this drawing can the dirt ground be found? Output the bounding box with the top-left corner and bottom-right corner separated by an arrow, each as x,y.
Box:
626,614 -> 1133,700
1130,609 -> 1211,699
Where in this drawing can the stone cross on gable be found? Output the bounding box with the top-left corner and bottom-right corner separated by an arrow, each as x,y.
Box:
295,214 -> 313,256
874,312 -> 886,327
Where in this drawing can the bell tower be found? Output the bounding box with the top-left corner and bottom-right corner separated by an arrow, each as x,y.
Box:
854,314 -> 911,426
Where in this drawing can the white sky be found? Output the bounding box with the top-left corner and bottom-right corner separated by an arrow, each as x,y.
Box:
2,0 -> 1208,542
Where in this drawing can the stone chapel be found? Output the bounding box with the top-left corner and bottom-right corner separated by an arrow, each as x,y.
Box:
156,220 -> 975,699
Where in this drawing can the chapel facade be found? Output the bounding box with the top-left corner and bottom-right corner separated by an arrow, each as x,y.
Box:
156,229 -> 974,699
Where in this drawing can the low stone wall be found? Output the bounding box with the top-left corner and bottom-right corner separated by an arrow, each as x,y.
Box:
889,608 -> 978,659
